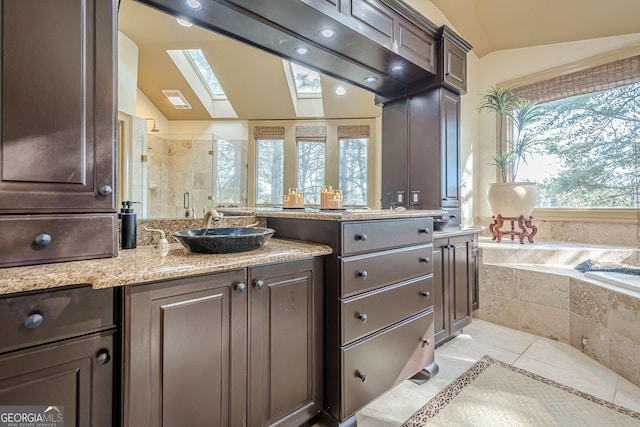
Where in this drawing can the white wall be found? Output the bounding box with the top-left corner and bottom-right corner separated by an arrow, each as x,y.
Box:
474,33 -> 640,218
117,32 -> 139,115
136,89 -> 169,134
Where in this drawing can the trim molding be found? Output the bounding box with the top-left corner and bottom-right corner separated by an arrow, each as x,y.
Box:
532,208 -> 640,224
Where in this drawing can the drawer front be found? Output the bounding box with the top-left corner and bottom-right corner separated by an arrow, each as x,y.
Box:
342,275 -> 433,345
0,286 -> 114,353
341,310 -> 434,419
342,218 -> 433,256
341,244 -> 433,297
0,214 -> 117,267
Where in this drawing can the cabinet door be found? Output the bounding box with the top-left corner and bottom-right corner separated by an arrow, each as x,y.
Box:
123,270 -> 247,427
0,0 -> 116,213
381,98 -> 409,208
441,90 -> 461,208
432,238 -> 450,344
248,258 -> 323,427
449,235 -> 473,334
443,37 -> 467,94
0,331 -> 114,427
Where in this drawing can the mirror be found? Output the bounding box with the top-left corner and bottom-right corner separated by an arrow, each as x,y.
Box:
117,0 -> 382,218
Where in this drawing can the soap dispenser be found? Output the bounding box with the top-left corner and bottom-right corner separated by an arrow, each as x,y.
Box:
119,201 -> 139,249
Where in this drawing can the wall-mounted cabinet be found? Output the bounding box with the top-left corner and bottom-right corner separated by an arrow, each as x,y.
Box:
0,0 -> 117,266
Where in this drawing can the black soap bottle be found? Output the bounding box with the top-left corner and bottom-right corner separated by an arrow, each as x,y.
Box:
120,201 -> 138,249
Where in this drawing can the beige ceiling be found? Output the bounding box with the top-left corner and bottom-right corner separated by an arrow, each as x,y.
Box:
430,0 -> 640,58
118,0 -> 381,121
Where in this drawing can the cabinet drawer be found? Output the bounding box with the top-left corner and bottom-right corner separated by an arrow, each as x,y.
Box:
341,310 -> 434,419
342,218 -> 432,256
0,286 -> 114,353
0,214 -> 117,267
342,275 -> 433,344
341,244 -> 433,297
398,19 -> 436,74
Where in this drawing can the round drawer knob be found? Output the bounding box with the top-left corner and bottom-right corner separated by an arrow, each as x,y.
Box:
34,234 -> 52,246
24,312 -> 44,329
357,313 -> 368,323
254,279 -> 265,290
355,371 -> 367,382
419,228 -> 430,234
234,283 -> 247,293
356,270 -> 368,279
98,185 -> 113,196
355,233 -> 367,242
420,257 -> 430,264
422,338 -> 431,346
95,349 -> 111,366
421,291 -> 430,298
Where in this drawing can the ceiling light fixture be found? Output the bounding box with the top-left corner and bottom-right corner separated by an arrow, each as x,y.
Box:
162,89 -> 192,109
176,17 -> 193,27
294,47 -> 310,56
184,0 -> 202,10
391,65 -> 405,73
335,86 -> 346,96
363,76 -> 378,84
319,29 -> 336,39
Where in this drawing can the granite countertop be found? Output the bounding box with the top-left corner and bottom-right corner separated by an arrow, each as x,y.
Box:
0,239 -> 332,296
246,208 -> 447,221
434,226 -> 484,238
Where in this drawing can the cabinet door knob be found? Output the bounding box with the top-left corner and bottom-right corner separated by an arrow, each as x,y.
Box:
355,233 -> 367,242
421,291 -> 430,298
253,279 -> 265,290
34,234 -> 52,246
95,349 -> 111,366
357,313 -> 368,323
356,270 -> 368,279
24,312 -> 44,329
234,282 -> 247,293
98,185 -> 113,196
419,228 -> 430,234
355,371 -> 368,382
422,338 -> 431,346
420,257 -> 430,263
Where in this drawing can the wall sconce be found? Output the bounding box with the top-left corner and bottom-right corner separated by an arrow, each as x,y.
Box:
145,118 -> 160,133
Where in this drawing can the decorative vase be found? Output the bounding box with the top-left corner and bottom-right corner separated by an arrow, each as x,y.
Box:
486,182 -> 537,218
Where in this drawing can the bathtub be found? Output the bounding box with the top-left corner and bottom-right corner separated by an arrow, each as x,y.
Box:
584,271 -> 640,292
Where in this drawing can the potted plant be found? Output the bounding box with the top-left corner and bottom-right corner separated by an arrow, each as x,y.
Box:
479,85 -> 542,218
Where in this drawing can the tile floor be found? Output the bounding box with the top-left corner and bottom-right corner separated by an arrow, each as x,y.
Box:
356,319 -> 640,426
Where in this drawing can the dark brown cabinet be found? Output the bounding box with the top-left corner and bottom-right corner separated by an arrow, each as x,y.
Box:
0,286 -> 116,427
0,0 -> 117,267
437,27 -> 470,95
382,88 -> 461,223
433,233 -> 477,345
123,259 -> 323,427
266,216 -> 437,425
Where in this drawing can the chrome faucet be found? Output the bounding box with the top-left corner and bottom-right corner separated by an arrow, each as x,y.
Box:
201,208 -> 222,228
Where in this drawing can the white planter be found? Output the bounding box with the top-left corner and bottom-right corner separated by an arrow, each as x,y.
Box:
486,182 -> 537,218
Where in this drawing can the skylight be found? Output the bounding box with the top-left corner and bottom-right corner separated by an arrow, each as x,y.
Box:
290,63 -> 322,97
184,49 -> 226,98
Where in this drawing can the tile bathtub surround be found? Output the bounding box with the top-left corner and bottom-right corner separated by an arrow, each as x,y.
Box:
354,319 -> 640,426
477,240 -> 640,387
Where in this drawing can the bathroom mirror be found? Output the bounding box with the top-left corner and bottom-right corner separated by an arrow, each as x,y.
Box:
117,0 -> 382,218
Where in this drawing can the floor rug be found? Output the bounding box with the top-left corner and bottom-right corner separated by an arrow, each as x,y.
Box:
403,355 -> 640,426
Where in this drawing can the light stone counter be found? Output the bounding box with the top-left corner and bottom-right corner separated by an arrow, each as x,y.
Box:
251,208 -> 447,221
0,239 -> 332,296
434,226 -> 484,238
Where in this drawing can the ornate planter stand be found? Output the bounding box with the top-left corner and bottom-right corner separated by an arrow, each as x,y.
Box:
489,215 -> 537,244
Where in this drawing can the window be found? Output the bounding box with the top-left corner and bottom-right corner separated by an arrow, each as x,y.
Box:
255,127 -> 285,205
215,139 -> 244,204
511,55 -> 640,209
297,140 -> 325,204
338,125 -> 370,206
184,49 -> 227,98
290,63 -> 322,97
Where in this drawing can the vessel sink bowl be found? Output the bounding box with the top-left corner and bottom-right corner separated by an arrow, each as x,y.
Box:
173,227 -> 275,254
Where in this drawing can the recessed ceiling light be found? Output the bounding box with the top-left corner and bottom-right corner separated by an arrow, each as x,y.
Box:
335,86 -> 346,96
185,0 -> 202,10
319,29 -> 336,39
176,17 -> 192,27
363,76 -> 378,84
294,47 -> 310,56
162,89 -> 192,109
391,65 -> 405,73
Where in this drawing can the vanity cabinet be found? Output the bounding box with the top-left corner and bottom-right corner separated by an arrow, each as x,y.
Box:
0,0 -> 117,267
266,216 -> 437,425
382,87 -> 461,224
123,258 -> 323,427
433,232 -> 477,345
0,286 -> 116,426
